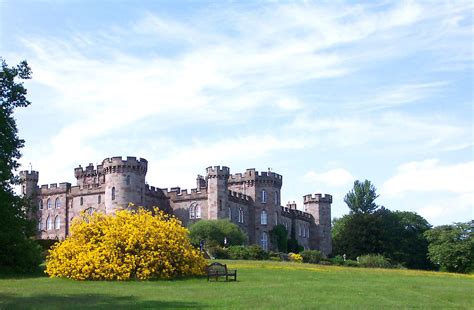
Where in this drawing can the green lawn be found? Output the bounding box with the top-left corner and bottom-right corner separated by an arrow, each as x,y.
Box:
0,260 -> 472,309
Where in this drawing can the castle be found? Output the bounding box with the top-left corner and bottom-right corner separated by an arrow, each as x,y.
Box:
20,156 -> 333,256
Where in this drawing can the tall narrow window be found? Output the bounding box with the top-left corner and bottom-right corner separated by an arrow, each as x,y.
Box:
54,216 -> 61,230
274,191 -> 279,205
98,195 -> 101,204
126,175 -> 130,185
239,208 -> 244,223
228,207 -> 232,220
46,216 -> 52,230
140,188 -> 143,204
261,190 -> 267,203
275,212 -> 278,225
80,197 -> 83,205
38,220 -> 43,231
47,198 -> 52,209
112,187 -> 116,200
39,200 -> 43,210
261,232 -> 268,251
189,203 -> 200,219
306,227 -> 310,238
55,197 -> 61,209
261,210 -> 268,225
196,205 -> 201,219
298,225 -> 302,236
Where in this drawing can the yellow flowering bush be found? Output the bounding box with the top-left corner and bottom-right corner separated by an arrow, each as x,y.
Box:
45,208 -> 206,280
288,253 -> 303,263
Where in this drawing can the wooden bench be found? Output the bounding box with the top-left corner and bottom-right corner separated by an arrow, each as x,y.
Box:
206,262 -> 237,281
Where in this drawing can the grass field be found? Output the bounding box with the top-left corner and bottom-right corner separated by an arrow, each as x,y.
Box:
1,260 -> 472,309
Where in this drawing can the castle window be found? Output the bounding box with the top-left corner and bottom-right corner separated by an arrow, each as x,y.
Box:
98,195 -> 101,204
54,216 -> 61,230
55,197 -> 61,209
80,197 -> 83,206
47,199 -> 52,209
275,212 -> 278,225
274,191 -> 279,205
261,190 -> 267,203
306,227 -> 310,238
46,216 -> 52,230
238,208 -> 244,223
39,200 -> 43,210
112,187 -> 116,200
261,232 -> 268,251
228,207 -> 232,220
189,203 -> 201,219
261,210 -> 268,225
303,226 -> 306,237
219,199 -> 222,211
284,221 -> 288,230
38,220 -> 43,231
298,225 -> 302,236
140,188 -> 143,204
126,175 -> 130,185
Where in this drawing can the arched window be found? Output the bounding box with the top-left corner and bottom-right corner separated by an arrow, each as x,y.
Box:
112,187 -> 116,200
46,216 -> 52,230
189,203 -> 201,219
261,232 -> 268,251
126,175 -> 130,185
39,200 -> 43,210
303,225 -> 306,237
274,191 -> 279,205
98,195 -> 101,204
54,216 -> 61,230
38,220 -> 43,231
47,198 -> 52,209
55,197 -> 61,209
275,212 -> 278,225
261,210 -> 267,225
261,190 -> 267,203
80,197 -> 83,205
239,208 -> 244,223
228,207 -> 232,220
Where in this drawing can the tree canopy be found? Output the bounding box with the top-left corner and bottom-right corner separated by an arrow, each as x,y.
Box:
344,180 -> 380,214
424,221 -> 473,273
0,59 -> 41,273
188,219 -> 246,248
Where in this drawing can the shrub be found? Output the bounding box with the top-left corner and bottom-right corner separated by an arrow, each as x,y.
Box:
188,219 -> 246,247
45,208 -> 206,280
208,245 -> 229,259
270,224 -> 288,252
330,255 -> 344,266
288,253 -> 303,263
247,245 -> 268,260
343,259 -> 359,267
358,254 -> 392,269
300,250 -> 322,264
228,245 -> 250,260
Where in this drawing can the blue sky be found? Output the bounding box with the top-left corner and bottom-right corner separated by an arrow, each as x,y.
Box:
1,0 -> 472,226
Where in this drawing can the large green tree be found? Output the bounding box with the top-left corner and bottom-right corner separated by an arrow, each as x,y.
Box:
188,219 -> 246,248
333,180 -> 433,269
0,59 -> 42,273
424,221 -> 473,273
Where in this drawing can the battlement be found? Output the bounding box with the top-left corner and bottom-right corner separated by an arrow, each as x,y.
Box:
228,168 -> 282,186
162,186 -> 208,201
228,190 -> 252,205
39,182 -> 71,191
286,201 -> 297,210
206,166 -> 230,177
20,170 -> 39,181
280,206 -> 313,221
74,163 -> 103,178
303,193 -> 333,204
102,156 -> 148,175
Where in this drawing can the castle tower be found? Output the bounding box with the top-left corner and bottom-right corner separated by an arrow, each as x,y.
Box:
206,166 -> 230,220
303,194 -> 332,256
102,156 -> 148,214
19,170 -> 39,198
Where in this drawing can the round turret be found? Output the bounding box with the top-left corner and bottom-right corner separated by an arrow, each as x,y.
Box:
102,156 -> 148,214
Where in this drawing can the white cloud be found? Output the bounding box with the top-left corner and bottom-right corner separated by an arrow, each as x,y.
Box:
381,159 -> 474,196
304,168 -> 355,187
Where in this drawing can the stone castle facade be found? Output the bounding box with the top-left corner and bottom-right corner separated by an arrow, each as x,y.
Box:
20,156 -> 332,256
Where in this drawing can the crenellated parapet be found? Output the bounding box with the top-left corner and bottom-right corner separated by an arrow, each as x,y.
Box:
303,193 -> 333,204
228,190 -> 253,205
102,156 -> 148,175
228,168 -> 282,187
39,182 -> 71,194
206,166 -> 230,179
20,170 -> 39,182
280,206 -> 313,222
74,163 -> 103,178
163,187 -> 208,201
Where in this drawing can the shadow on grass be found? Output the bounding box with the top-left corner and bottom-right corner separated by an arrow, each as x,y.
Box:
0,293 -> 206,309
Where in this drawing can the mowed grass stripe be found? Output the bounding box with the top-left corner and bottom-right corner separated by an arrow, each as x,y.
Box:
0,260 -> 472,309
